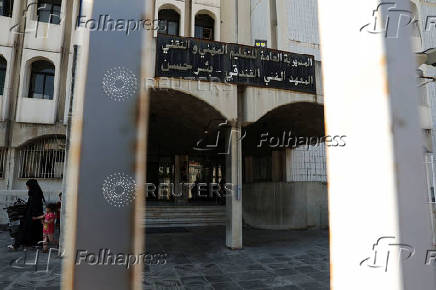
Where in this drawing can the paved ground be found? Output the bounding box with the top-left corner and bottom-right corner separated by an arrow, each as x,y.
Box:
0,227 -> 330,290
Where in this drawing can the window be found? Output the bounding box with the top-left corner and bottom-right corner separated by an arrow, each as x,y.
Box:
158,9 -> 180,36
194,14 -> 214,40
0,0 -> 13,17
18,136 -> 66,179
28,60 -> 55,100
37,0 -> 61,24
289,145 -> 327,182
0,148 -> 7,178
0,56 -> 6,96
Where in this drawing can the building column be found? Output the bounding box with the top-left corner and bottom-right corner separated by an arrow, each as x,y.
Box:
6,148 -> 16,190
174,155 -> 189,204
226,126 -> 242,249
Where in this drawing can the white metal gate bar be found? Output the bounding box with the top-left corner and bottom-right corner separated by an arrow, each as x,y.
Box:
62,0 -> 148,289
318,0 -> 436,289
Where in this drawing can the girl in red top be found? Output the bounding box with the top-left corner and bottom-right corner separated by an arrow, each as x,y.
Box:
35,203 -> 56,252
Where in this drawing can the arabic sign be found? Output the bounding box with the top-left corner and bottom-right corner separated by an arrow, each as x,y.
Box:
156,34 -> 316,94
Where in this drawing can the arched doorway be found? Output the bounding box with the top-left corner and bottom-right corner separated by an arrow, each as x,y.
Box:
242,102 -> 328,230
147,89 -> 229,207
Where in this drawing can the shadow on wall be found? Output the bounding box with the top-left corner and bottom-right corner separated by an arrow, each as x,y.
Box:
243,182 -> 328,230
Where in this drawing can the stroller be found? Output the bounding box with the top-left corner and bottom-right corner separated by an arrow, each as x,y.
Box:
4,199 -> 27,239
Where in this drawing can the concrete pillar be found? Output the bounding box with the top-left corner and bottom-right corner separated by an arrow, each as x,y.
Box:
268,0 -> 278,49
184,0 -> 192,37
6,148 -> 16,190
275,0 -> 289,51
220,0 -> 237,43
226,126 -> 242,249
175,155 -> 189,203
285,148 -> 292,182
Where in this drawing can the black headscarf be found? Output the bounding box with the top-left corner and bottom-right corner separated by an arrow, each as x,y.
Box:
26,179 -> 45,217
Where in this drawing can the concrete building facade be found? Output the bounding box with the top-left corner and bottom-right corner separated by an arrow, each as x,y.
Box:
0,0 -> 435,246
0,0 -> 81,224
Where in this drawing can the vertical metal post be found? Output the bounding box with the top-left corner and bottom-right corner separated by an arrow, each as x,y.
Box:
62,0 -> 149,289
318,0 -> 436,289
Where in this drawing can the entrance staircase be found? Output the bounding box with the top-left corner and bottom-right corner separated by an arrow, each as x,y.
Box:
145,205 -> 226,228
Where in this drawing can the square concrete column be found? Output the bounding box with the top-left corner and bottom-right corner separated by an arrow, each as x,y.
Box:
225,126 -> 243,249
6,148 -> 16,190
175,155 -> 189,204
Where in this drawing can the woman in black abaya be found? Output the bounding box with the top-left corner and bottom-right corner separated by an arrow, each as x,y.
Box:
8,179 -> 45,250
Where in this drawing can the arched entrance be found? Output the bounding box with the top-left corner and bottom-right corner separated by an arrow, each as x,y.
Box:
242,102 -> 328,230
146,88 -> 231,227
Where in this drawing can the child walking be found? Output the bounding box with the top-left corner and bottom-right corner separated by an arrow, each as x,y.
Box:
35,203 -> 57,252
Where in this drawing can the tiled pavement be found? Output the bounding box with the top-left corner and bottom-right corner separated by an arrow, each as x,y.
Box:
144,227 -> 329,290
0,227 -> 330,290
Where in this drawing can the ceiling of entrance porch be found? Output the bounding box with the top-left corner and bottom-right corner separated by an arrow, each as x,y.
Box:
148,89 -> 227,155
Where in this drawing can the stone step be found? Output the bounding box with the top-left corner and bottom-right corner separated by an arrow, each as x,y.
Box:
145,206 -> 226,228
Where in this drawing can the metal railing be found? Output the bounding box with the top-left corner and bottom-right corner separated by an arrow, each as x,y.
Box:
17,136 -> 66,179
289,145 -> 327,182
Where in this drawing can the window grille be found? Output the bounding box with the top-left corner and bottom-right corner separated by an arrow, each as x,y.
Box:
0,148 -> 7,178
289,145 -> 327,182
18,136 -> 66,179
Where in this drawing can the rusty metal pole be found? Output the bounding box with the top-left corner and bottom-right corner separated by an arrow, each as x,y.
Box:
62,0 -> 148,289
318,0 -> 436,289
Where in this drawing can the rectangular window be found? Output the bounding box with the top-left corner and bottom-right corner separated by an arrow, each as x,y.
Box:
37,0 -> 61,24
0,0 -> 13,17
167,21 -> 178,36
159,20 -> 179,36
0,65 -> 5,96
194,26 -> 203,39
29,72 -> 54,100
